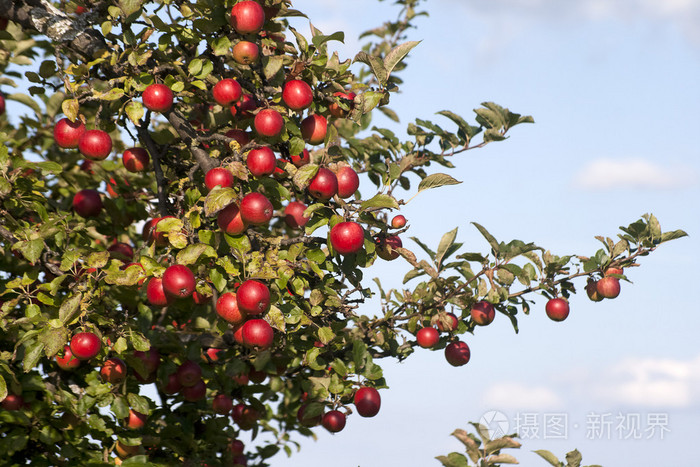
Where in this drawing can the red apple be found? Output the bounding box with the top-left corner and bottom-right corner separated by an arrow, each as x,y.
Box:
290,148 -> 310,167
254,108 -> 284,138
336,166 -> 359,198
56,345 -> 81,370
470,301 -> 495,326
301,114 -> 327,145
282,80 -> 313,111
328,91 -> 356,118
436,312 -> 459,332
161,373 -> 182,395
604,267 -> 624,276
416,327 -> 439,348
391,215 -> 407,229
133,349 -> 161,374
231,403 -> 259,430
586,279 -> 603,302
240,192 -> 273,225
445,340 -> 470,367
162,264 -> 196,298
126,409 -> 147,429
230,439 -> 245,456
597,276 -> 621,299
205,167 -> 234,191
237,280 -> 270,315
354,387 -> 381,417
225,129 -> 251,147
182,379 -> 207,402
545,298 -> 570,322
242,319 -> 274,349
212,79 -> 242,106
1,394 -> 24,411
53,117 -> 86,149
230,0 -> 265,34
100,357 -> 127,384
177,360 -> 203,387
122,147 -> 150,172
146,277 -> 173,307
204,347 -> 224,362
70,332 -> 102,360
213,394 -> 234,414
78,129 -> 112,160
216,292 -> 247,324
284,201 -> 309,229
232,41 -> 259,65
230,94 -> 257,118
142,83 -> 173,113
375,235 -> 402,261
297,404 -> 322,427
218,203 -> 248,235
115,441 -> 140,459
308,167 -> 338,201
107,242 -> 134,260
330,221 -> 364,255
246,147 -> 276,177
322,410 -> 346,433
0,93 -> 4,115
72,189 -> 103,218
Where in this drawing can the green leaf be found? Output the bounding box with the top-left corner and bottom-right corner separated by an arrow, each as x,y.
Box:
293,164 -> 319,191
317,327 -> 335,345
204,186 -> 237,216
23,340 -> 45,372
472,222 -> 500,255
359,193 -> 399,211
176,243 -> 216,265
534,449 -> 562,467
61,98 -> 80,121
40,327 -> 69,357
262,55 -> 284,80
417,173 -> 461,193
354,52 -> 387,86
125,101 -> 144,125
16,238 -> 43,264
127,393 -> 150,414
564,449 -> 582,467
211,36 -> 231,56
0,375 -> 7,403
660,229 -> 688,243
383,40 -> 421,78
436,227 -> 458,267
409,236 -> 436,259
435,453 -> 469,467
119,0 -> 142,17
129,331 -> 150,352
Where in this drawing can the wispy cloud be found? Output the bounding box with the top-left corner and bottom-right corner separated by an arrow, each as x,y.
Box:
481,382 -> 565,410
573,158 -> 699,190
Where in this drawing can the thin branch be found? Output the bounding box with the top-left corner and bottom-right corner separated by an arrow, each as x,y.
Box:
136,118 -> 171,216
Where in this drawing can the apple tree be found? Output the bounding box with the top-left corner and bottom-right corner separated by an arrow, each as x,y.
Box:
0,0 -> 686,465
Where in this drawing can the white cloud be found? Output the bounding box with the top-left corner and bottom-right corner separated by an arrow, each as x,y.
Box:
573,158 -> 699,190
481,382 -> 565,410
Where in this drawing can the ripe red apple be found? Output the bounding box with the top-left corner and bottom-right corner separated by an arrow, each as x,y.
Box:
177,360 -> 203,387
391,215 -> 406,229
336,166 -> 359,198
122,147 -> 150,172
237,280 -> 270,315
242,319 -> 274,349
247,147 -> 276,177
290,148 -> 310,167
146,277 -> 174,307
56,345 -> 81,370
586,279 -> 603,302
597,276 -> 621,299
162,264 -> 196,298
545,298 -> 570,322
282,80 -> 313,111
328,91 -> 356,118
230,439 -> 245,456
330,221 -> 364,255
107,242 -> 134,260
115,441 -> 140,459
212,79 -> 242,106
301,114 -> 327,145
1,394 -> 24,411
230,0 -> 265,34
416,327 -> 439,348
72,189 -> 103,218
134,348 -> 161,374
436,312 -> 459,332
182,379 -> 207,402
205,167 -> 234,191
233,371 -> 249,386
213,394 -> 234,414
100,357 -> 127,384
232,41 -> 259,65
161,373 -> 182,395
604,267 -> 624,276
231,403 -> 259,430
0,93 -> 4,115
142,83 -> 173,113
80,159 -> 94,174
218,203 -> 248,235
216,292 -> 247,324
445,341 -> 471,367
230,94 -> 257,118
126,409 -> 147,429
78,129 -> 112,160
254,108 -> 284,138
70,332 -> 102,360
322,410 -> 346,433
204,347 -> 224,361
308,167 -> 338,201
470,301 -> 495,326
354,387 -> 381,417
225,129 -> 251,147
53,117 -> 86,148
297,404 -> 322,427
284,201 -> 309,229
240,192 -> 273,225
375,235 -> 402,261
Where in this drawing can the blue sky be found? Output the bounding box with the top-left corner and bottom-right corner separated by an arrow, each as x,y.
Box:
275,1 -> 700,466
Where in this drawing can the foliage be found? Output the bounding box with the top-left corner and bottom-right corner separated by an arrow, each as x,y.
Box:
0,0 -> 686,465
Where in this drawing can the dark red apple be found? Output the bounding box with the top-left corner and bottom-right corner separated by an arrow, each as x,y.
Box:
213,394 -> 233,414
133,348 -> 161,374
78,129 -> 112,160
290,148 -> 310,167
212,79 -> 242,106
391,215 -> 406,229
216,292 -> 247,324
322,410 -> 346,433
162,264 -> 196,298
230,94 -> 257,118
100,357 -> 127,384
284,201 -> 309,229
545,298 -> 570,322
218,203 -> 248,235
282,80 -> 313,111
70,332 -> 102,360
240,192 -> 273,225
297,404 -> 322,427
236,280 -> 270,315
597,276 -> 621,299
54,117 -> 86,149
375,235 -> 402,261
205,167 -> 234,191
56,345 -> 81,370
230,0 -> 265,34
416,327 -> 439,348
445,340 -> 470,367
122,147 -> 150,172
230,439 -> 245,456
231,403 -> 259,430
232,41 -> 259,65
470,301 -> 495,326
336,166 -> 359,198
354,387 -> 381,417
177,360 -> 203,387
330,221 -> 364,255
247,147 -> 276,177
1,394 -> 24,411
242,319 -> 274,349
161,373 -> 182,395
301,114 -> 327,145
0,93 -> 4,115
225,129 -> 251,147
308,167 -> 338,201
182,379 -> 207,402
142,83 -> 173,113
107,242 -> 134,260
254,108 -> 284,138
72,189 -> 103,218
